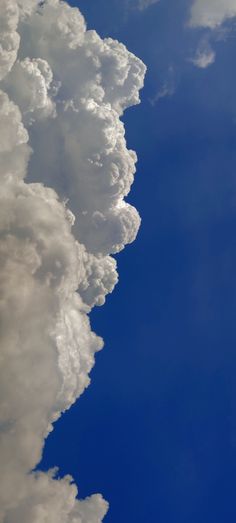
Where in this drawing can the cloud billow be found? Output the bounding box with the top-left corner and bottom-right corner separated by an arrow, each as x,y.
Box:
0,1 -> 146,521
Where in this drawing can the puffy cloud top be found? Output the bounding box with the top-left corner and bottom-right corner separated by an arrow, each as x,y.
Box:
0,0 -> 145,521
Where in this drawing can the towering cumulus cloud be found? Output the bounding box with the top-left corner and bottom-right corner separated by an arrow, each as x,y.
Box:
0,1 -> 145,521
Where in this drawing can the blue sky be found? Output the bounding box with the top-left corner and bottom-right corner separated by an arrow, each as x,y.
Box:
40,1 -> 236,521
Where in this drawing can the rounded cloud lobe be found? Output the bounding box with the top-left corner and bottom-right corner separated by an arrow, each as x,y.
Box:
0,1 -> 146,521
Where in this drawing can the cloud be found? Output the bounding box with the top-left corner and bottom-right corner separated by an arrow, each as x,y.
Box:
0,0 -> 20,81
0,0 -> 146,521
136,0 -> 159,10
189,0 -> 236,29
190,38 -> 216,69
188,0 -> 236,68
150,65 -> 177,105
126,0 -> 159,12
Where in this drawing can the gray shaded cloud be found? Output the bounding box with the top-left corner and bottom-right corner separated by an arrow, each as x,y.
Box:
0,0 -> 146,521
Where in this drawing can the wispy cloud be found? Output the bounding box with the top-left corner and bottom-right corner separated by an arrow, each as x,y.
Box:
189,0 -> 236,68
126,0 -> 159,12
136,0 -> 160,10
190,37 -> 216,69
189,0 -> 236,29
150,66 -> 177,105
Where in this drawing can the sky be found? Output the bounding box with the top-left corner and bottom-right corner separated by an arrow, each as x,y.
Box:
1,1 -> 236,522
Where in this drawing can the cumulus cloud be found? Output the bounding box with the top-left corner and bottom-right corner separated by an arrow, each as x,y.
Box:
0,0 -> 20,81
0,1 -> 145,521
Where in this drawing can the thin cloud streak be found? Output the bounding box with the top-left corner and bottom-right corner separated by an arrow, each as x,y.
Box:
125,0 -> 159,12
137,0 -> 160,10
150,66 -> 177,105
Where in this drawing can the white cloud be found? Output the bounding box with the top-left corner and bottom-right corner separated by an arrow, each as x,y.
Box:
189,0 -> 236,29
188,0 -> 236,68
0,0 -> 146,521
136,0 -> 159,11
190,39 -> 216,68
126,0 -> 159,12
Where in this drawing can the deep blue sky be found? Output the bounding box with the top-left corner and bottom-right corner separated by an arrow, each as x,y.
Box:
41,2 -> 236,522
